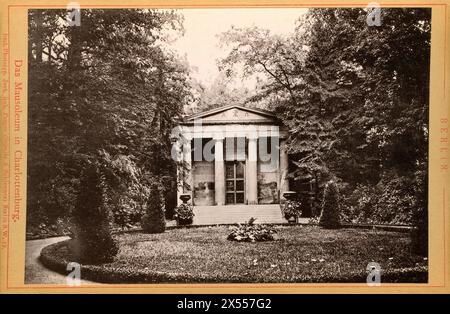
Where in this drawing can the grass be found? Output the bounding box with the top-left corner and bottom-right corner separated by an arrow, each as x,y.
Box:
41,225 -> 427,283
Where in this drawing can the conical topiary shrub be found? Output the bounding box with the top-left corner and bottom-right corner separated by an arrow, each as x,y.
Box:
141,183 -> 166,233
71,163 -> 119,264
319,180 -> 341,229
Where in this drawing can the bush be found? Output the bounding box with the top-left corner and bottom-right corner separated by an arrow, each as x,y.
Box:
71,163 -> 118,264
411,162 -> 428,256
319,181 -> 341,229
141,183 -> 166,233
26,217 -> 72,240
227,218 -> 277,242
110,183 -> 148,230
26,172 -> 77,238
100,152 -> 149,230
340,173 -> 417,225
411,207 -> 427,256
164,186 -> 178,220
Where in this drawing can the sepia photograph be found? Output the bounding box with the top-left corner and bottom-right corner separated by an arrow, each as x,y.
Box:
23,6 -> 430,284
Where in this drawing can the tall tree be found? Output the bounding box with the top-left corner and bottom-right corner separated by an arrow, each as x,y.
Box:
219,8 -> 430,230
27,9 -> 192,230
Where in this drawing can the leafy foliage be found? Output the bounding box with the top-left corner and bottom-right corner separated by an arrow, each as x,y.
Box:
27,9 -> 192,234
227,218 -> 277,242
187,71 -> 253,114
411,161 -> 428,255
319,181 -> 341,229
340,174 -> 415,225
219,8 -> 429,235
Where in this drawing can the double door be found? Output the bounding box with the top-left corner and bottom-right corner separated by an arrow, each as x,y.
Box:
225,161 -> 245,204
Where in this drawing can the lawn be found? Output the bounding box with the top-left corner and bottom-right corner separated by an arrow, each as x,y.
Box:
40,225 -> 427,283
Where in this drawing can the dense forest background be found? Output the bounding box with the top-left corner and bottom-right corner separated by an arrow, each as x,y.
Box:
27,8 -> 430,237
27,9 -> 193,236
218,8 -> 430,226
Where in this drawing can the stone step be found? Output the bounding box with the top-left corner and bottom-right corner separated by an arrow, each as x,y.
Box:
191,205 -> 288,225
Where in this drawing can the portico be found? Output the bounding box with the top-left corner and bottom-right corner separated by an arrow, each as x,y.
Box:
174,105 -> 289,207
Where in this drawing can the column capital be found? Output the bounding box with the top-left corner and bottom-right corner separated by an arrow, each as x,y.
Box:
213,132 -> 225,141
247,133 -> 259,140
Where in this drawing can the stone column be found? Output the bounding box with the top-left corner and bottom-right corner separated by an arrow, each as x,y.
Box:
247,135 -> 258,205
176,138 -> 184,206
279,139 -> 290,194
183,137 -> 193,197
214,134 -> 225,206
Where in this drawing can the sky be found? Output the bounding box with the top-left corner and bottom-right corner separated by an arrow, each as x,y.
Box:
171,8 -> 308,87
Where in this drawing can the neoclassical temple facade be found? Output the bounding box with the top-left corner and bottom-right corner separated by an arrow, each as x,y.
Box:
174,105 -> 289,206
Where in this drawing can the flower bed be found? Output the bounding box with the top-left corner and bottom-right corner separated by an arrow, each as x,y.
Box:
227,218 -> 277,242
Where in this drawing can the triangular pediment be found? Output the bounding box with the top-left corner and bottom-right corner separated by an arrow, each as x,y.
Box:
184,105 -> 278,125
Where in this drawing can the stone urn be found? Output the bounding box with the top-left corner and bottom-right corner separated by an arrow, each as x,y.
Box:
283,191 -> 298,201
179,193 -> 191,204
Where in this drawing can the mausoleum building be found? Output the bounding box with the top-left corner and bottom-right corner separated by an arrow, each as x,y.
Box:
174,105 -> 290,207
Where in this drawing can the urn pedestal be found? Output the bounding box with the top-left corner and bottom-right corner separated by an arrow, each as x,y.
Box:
178,217 -> 193,225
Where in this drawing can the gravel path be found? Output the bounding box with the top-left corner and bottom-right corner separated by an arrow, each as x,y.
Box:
25,236 -> 97,285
